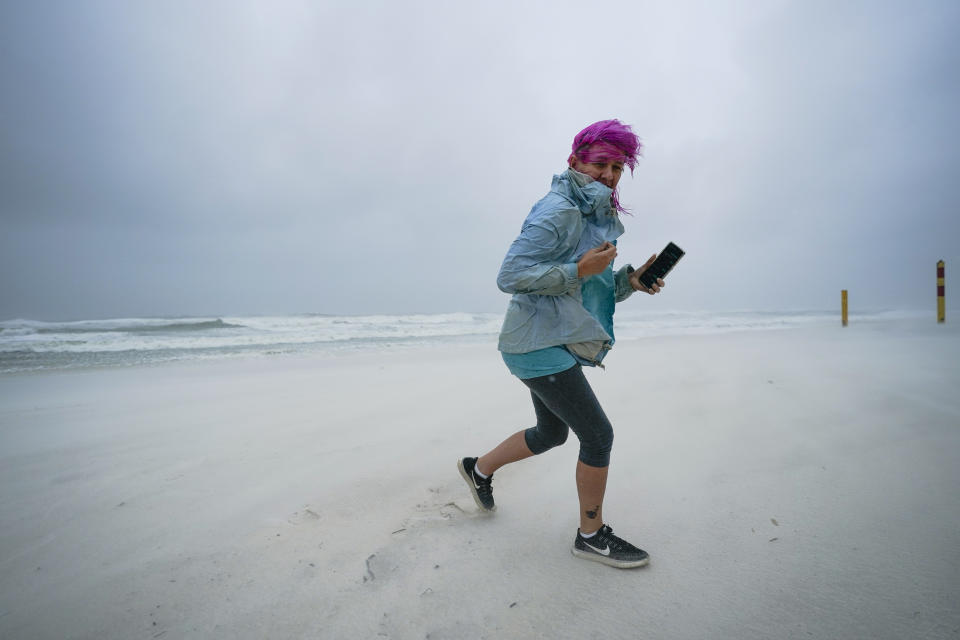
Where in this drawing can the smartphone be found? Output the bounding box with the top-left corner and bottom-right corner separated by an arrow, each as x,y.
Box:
637,242 -> 685,289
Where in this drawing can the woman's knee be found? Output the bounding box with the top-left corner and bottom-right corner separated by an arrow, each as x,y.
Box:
578,420 -> 614,467
546,427 -> 569,448
524,424 -> 569,454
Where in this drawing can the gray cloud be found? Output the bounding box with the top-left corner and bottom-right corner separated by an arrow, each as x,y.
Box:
2,0 -> 958,320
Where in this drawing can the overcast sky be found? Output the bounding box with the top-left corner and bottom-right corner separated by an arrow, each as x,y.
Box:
2,0 -> 958,320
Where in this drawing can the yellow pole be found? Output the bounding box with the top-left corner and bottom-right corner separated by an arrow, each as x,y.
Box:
937,261 -> 945,323
841,290 -> 848,327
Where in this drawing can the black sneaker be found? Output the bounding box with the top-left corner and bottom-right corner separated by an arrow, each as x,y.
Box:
457,457 -> 496,512
572,524 -> 649,568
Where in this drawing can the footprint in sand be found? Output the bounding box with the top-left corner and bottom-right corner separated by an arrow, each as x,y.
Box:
287,505 -> 321,526
393,487 -> 477,536
417,488 -> 465,520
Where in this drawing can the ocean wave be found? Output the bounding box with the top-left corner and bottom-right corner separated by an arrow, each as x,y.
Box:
4,318 -> 246,335
0,313 -> 504,360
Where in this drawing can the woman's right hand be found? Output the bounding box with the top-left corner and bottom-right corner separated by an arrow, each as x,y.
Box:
577,242 -> 617,278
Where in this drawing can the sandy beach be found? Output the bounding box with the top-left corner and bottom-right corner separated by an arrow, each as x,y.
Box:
1,319 -> 958,639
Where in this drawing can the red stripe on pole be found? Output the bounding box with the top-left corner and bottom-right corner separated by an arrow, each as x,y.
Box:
938,267 -> 945,277
938,286 -> 945,296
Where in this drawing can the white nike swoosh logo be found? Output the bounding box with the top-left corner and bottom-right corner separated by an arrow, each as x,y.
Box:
468,469 -> 485,491
584,541 -> 611,556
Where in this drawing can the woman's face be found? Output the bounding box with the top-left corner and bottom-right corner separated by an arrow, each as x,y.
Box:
570,156 -> 625,190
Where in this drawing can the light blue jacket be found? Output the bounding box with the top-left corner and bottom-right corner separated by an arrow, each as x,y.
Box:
497,169 -> 636,366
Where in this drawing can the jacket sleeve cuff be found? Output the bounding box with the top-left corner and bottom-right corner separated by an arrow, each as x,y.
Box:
562,262 -> 580,290
614,264 -> 635,302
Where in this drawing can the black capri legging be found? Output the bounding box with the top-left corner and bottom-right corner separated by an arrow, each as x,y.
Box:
520,364 -> 614,468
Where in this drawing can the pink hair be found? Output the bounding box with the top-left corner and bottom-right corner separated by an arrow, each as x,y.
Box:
569,119 -> 643,215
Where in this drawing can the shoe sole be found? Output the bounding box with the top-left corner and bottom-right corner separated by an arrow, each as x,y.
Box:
457,459 -> 496,512
571,546 -> 650,569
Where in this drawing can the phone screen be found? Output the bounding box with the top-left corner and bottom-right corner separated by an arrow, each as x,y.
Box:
638,242 -> 685,288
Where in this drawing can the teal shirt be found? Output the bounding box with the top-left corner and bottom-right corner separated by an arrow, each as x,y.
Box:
500,261 -> 624,379
501,345 -> 577,379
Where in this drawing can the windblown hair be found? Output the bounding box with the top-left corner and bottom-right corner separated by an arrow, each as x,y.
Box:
570,119 -> 643,215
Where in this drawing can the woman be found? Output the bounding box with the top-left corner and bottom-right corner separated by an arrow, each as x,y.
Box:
458,119 -> 664,569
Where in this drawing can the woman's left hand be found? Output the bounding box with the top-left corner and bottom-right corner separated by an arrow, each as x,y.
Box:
630,254 -> 666,294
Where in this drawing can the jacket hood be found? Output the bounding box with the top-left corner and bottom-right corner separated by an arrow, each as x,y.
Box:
551,168 -> 615,218
555,168 -> 625,252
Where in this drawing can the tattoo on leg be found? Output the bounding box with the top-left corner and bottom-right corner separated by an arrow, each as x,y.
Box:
585,505 -> 599,519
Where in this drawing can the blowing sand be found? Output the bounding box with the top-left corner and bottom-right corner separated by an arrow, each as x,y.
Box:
1,320 -> 959,639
